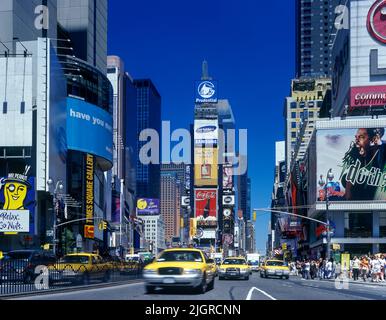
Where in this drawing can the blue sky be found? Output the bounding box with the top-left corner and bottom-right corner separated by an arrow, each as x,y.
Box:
108,0 -> 295,253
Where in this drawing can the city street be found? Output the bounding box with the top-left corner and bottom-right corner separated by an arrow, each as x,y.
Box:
12,274 -> 386,301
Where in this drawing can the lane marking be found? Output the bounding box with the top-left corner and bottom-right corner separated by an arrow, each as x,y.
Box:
246,287 -> 277,301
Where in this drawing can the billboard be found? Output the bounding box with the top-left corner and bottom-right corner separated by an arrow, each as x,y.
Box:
111,192 -> 121,223
222,195 -> 235,206
194,148 -> 218,186
67,97 -> 113,166
185,165 -> 191,190
223,165 -> 233,190
348,0 -> 386,110
136,198 -> 160,215
194,120 -> 219,146
317,127 -> 386,201
195,80 -> 218,104
195,189 -> 217,227
0,167 -> 35,234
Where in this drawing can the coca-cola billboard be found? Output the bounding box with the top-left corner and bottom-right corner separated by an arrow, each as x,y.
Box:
195,189 -> 217,227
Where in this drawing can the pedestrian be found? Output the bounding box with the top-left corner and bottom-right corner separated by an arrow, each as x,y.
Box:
379,254 -> 386,282
371,254 -> 382,283
360,256 -> 369,282
310,260 -> 317,279
352,256 -> 360,281
304,260 -> 311,280
325,259 -> 333,279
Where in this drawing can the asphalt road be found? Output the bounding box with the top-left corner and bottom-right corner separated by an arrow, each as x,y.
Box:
12,273 -> 386,301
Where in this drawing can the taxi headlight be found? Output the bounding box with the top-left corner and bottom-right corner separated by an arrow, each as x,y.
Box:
143,269 -> 157,275
184,269 -> 202,275
267,269 -> 275,273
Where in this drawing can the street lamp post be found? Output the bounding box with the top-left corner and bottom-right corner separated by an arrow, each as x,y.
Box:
47,178 -> 64,257
318,168 -> 334,261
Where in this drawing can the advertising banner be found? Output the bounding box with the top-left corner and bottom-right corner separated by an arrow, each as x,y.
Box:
223,208 -> 232,220
341,253 -> 351,273
189,218 -> 197,238
0,167 -> 35,234
194,148 -> 218,187
222,233 -> 233,245
223,219 -> 232,233
195,80 -> 218,104
137,198 -> 160,215
350,86 -> 386,108
85,154 -> 94,224
194,120 -> 219,146
201,229 -> 216,240
185,165 -> 191,190
279,161 -> 286,183
223,165 -> 233,190
67,97 -> 113,165
181,196 -> 190,207
234,225 -> 239,248
195,189 -> 217,227
317,128 -> 386,201
111,192 -> 121,223
222,195 -> 235,206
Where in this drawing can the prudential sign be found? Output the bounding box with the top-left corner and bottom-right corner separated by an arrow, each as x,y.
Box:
195,81 -> 218,104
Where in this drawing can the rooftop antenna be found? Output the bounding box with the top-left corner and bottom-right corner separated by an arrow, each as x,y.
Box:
201,60 -> 212,80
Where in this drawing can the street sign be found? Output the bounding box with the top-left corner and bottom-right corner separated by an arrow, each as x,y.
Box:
46,230 -> 54,237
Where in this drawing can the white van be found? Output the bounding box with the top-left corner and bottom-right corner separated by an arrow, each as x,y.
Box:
246,253 -> 260,272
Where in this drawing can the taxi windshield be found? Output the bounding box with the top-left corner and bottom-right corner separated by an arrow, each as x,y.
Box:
61,256 -> 89,264
157,251 -> 203,262
223,259 -> 246,265
266,261 -> 285,267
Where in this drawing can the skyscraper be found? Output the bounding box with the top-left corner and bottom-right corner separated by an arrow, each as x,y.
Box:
0,0 -> 58,47
107,56 -> 137,253
160,171 -> 181,243
57,0 -> 108,72
161,163 -> 188,242
295,0 -> 339,77
135,79 -> 161,200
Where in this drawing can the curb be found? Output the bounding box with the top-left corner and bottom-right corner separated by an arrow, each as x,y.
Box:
291,276 -> 386,287
1,279 -> 144,300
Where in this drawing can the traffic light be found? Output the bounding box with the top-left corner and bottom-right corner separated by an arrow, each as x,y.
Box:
98,221 -> 108,231
253,211 -> 257,222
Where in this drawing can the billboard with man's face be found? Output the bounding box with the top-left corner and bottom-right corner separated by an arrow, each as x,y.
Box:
317,127 -> 386,201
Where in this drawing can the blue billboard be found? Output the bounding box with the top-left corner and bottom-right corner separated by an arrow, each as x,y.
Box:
67,97 -> 113,164
195,80 -> 218,104
136,198 -> 160,215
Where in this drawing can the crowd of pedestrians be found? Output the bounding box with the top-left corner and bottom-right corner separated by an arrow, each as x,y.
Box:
288,254 -> 386,283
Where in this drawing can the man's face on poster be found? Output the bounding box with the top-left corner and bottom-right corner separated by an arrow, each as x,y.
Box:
355,129 -> 370,152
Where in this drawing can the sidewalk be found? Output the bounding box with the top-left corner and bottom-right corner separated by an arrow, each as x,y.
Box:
291,274 -> 386,287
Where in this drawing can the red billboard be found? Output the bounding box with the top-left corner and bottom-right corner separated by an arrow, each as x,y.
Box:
195,189 -> 217,227
350,86 -> 386,109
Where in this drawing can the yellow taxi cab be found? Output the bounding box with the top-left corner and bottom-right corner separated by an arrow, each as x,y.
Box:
143,248 -> 215,294
48,253 -> 112,285
218,257 -> 251,280
260,259 -> 290,279
207,258 -> 218,277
